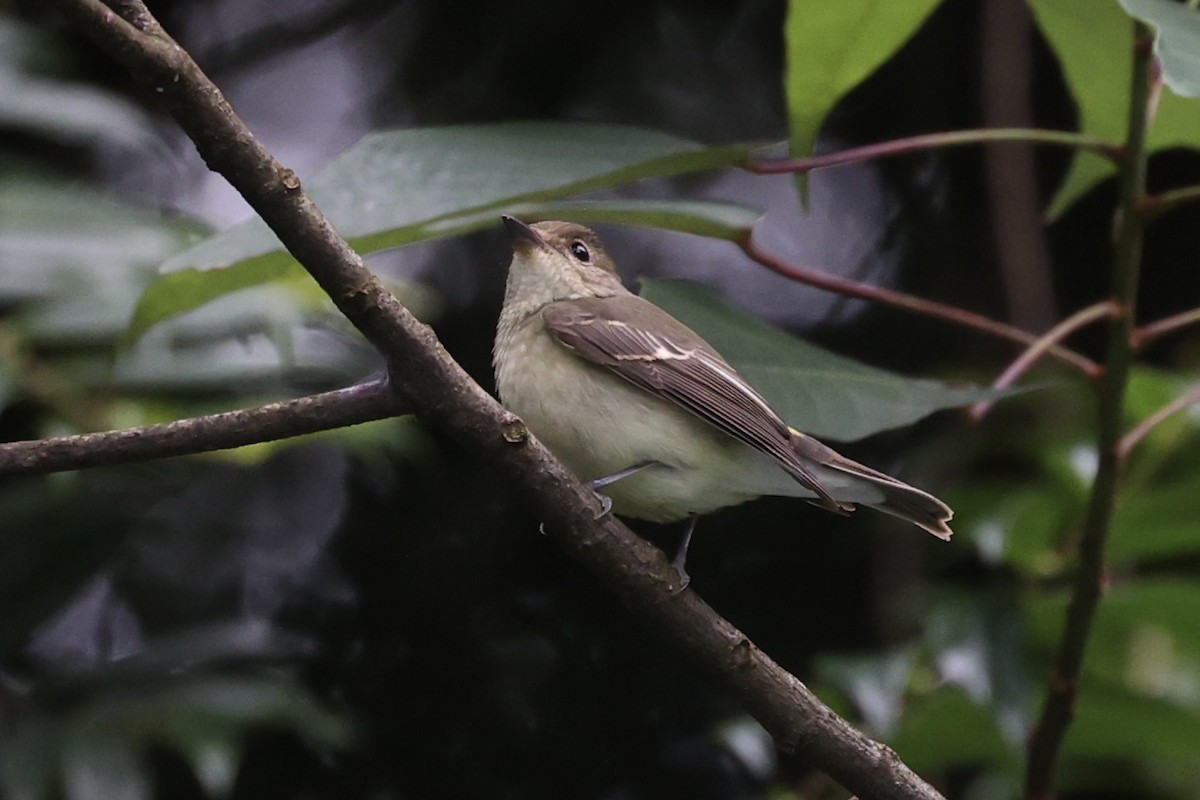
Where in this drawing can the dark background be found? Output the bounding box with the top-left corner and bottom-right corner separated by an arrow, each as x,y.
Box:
3,1 -> 1199,798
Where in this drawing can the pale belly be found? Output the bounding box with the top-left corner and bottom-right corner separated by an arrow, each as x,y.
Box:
495,320 -> 764,522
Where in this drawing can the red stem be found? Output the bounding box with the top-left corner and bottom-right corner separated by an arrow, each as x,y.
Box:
740,236 -> 1101,377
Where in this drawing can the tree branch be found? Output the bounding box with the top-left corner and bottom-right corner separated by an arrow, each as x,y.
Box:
968,301 -> 1119,422
1117,383 -> 1200,460
1133,305 -> 1200,349
1023,25 -> 1153,800
740,235 -> 1102,377
1137,182 -> 1200,223
0,380 -> 402,476
744,128 -> 1122,176
48,1 -> 944,797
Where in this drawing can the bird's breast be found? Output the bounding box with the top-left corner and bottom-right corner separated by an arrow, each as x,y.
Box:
494,316 -> 757,522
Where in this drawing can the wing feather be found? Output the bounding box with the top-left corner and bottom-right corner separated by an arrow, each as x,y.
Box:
541,296 -> 841,510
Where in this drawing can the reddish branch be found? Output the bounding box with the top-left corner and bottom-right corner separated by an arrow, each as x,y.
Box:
1133,306 -> 1200,349
745,128 -> 1122,176
46,1 -> 945,797
741,236 -> 1102,377
969,301 -> 1119,422
1118,384 -> 1200,460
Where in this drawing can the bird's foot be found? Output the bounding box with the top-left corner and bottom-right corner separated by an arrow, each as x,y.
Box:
538,488 -> 613,535
593,492 -> 613,520
668,515 -> 698,595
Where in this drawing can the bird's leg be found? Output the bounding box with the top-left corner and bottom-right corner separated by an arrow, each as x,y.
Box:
587,460 -> 659,519
539,460 -> 660,534
669,514 -> 698,593
589,460 -> 659,490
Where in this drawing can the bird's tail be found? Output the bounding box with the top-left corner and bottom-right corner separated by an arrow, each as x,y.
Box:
789,430 -> 953,540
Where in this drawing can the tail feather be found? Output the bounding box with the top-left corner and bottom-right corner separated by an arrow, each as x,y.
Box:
790,430 -> 953,540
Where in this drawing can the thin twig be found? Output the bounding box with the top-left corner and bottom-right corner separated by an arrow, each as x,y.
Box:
745,128 -> 1123,175
0,380 -> 402,476
50,2 -> 945,797
969,301 -> 1119,422
741,236 -> 1102,377
1137,183 -> 1200,223
1024,25 -> 1153,800
1117,384 -> 1200,459
1133,306 -> 1200,349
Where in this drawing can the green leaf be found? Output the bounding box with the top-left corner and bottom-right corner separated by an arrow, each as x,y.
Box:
0,176 -> 208,346
128,123 -> 753,341
1101,579 -> 1200,661
889,686 -> 1015,772
1146,69 -> 1200,169
813,646 -> 916,735
638,279 -> 1005,440
783,0 -> 945,162
951,483 -> 1078,574
1064,680 -> 1200,780
1120,0 -> 1200,97
1025,579 -> 1200,693
1032,0 -> 1200,217
488,198 -> 762,240
1029,0 -> 1130,218
0,626 -> 352,800
1110,470 -> 1200,561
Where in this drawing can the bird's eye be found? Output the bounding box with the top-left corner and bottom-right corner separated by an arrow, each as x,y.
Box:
569,241 -> 591,263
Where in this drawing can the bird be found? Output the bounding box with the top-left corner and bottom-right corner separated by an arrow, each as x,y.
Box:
493,215 -> 952,582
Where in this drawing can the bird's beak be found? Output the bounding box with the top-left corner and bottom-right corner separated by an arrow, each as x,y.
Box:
502,215 -> 546,253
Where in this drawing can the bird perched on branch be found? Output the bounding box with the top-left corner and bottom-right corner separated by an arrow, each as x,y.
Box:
493,216 -> 952,584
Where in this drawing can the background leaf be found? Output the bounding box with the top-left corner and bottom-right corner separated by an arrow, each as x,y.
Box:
1120,0 -> 1200,97
639,279 -> 1005,440
1028,0 -> 1130,218
783,0 -> 944,161
128,123 -> 754,340
1032,0 -> 1200,217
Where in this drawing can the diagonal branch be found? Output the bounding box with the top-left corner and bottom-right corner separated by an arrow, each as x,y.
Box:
1133,306 -> 1200,350
0,380 -> 402,476
48,1 -> 944,798
968,301 -> 1119,422
1117,384 -> 1200,460
744,128 -> 1122,175
741,235 -> 1102,377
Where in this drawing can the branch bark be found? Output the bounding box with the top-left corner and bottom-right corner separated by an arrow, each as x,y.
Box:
47,1 -> 946,797
1023,25 -> 1153,800
0,380 -> 401,475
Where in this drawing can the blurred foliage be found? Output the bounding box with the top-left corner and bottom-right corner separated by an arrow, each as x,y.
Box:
1030,0 -> 1200,216
2,1 -> 1200,800
782,0 -> 943,199
1121,0 -> 1200,99
641,279 -> 1009,440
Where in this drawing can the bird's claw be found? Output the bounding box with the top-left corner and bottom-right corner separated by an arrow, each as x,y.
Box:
669,561 -> 691,594
593,492 -> 613,520
536,491 -> 612,535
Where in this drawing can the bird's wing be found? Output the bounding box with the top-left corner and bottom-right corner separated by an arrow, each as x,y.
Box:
541,295 -> 843,511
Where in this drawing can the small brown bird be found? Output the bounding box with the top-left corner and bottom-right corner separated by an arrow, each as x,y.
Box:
493,216 -> 952,576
